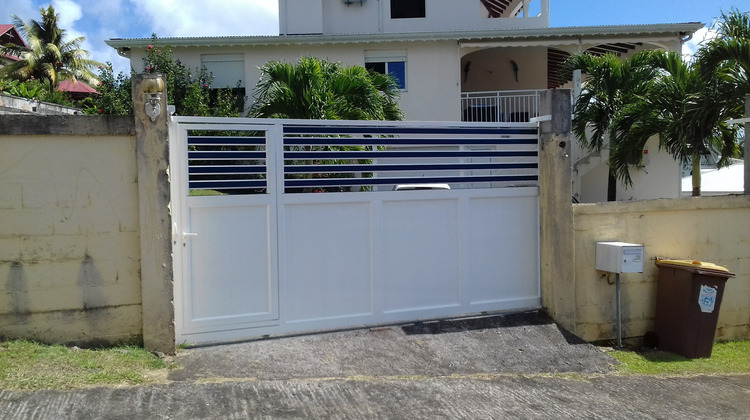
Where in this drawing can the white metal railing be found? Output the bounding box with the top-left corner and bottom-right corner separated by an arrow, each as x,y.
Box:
461,90 -> 542,123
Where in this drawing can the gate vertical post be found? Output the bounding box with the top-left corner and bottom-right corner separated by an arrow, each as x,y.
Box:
132,73 -> 175,354
745,94 -> 749,195
538,89 -> 576,333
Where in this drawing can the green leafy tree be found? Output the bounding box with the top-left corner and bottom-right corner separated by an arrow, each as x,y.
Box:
0,6 -> 101,92
560,52 -> 657,200
609,50 -> 739,196
564,42 -> 743,197
249,56 -> 403,121
697,8 -> 750,94
82,63 -> 132,115
85,36 -> 244,116
0,77 -> 74,105
696,8 -> 750,159
142,36 -> 244,117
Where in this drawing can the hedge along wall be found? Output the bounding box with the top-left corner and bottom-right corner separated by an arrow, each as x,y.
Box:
573,195 -> 750,343
0,116 -> 142,346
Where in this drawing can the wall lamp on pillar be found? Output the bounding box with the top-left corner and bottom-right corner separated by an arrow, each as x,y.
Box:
142,73 -> 165,122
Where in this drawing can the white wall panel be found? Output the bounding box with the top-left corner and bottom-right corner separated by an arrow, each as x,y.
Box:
466,194 -> 539,304
187,201 -> 276,328
381,199 -> 461,313
283,201 -> 374,322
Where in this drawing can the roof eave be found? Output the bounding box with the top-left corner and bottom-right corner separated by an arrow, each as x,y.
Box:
105,22 -> 705,50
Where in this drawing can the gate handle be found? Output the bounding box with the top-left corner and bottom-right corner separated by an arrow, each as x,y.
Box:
183,232 -> 198,238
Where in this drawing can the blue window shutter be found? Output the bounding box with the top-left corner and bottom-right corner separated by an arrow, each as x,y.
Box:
387,61 -> 406,89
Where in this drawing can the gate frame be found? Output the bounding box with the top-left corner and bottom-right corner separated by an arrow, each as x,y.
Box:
169,116 -> 545,345
161,89 -> 573,349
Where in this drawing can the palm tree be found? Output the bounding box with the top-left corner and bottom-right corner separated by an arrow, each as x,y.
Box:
249,57 -> 403,121
249,57 -> 403,191
697,8 -> 749,86
696,9 -> 749,137
0,6 -> 102,92
564,48 -> 741,197
560,52 -> 657,200
609,50 -> 739,196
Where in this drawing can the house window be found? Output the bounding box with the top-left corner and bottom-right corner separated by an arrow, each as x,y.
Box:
201,53 -> 246,111
201,54 -> 245,88
390,0 -> 425,19
365,51 -> 407,90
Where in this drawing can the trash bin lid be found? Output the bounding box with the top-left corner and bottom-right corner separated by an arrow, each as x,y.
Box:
655,259 -> 736,277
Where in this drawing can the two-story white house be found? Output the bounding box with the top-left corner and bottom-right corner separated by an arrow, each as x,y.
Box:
106,0 -> 703,202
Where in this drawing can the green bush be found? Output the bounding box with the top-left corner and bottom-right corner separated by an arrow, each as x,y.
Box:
0,78 -> 76,107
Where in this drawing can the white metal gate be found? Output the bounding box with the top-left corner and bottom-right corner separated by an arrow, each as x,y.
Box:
170,117 -> 541,344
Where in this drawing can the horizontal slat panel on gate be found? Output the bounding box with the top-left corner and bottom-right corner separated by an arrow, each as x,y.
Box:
282,125 -> 537,135
284,137 -> 537,145
187,132 -> 268,192
282,123 -> 538,191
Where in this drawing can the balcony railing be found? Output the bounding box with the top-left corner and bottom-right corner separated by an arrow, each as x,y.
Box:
461,90 -> 541,123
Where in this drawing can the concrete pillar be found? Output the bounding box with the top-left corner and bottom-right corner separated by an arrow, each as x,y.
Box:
132,73 -> 175,354
538,89 -> 576,333
572,70 -> 582,103
540,0 -> 550,25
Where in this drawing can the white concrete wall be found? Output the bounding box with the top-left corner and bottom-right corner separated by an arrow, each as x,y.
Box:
618,137 -> 681,201
280,0 -> 325,34
575,137 -> 681,203
579,163 -> 609,203
279,0 -> 549,35
461,47 -> 547,92
130,41 -> 462,121
0,93 -> 83,115
382,0 -> 548,33
322,0 -> 380,35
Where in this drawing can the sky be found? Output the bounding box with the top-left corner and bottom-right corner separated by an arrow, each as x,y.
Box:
0,0 -> 743,76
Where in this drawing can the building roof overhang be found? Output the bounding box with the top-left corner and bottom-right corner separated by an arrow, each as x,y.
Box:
0,24 -> 29,48
106,22 -> 705,55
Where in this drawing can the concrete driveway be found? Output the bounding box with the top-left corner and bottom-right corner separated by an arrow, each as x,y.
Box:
1,311 -> 749,419
170,311 -> 613,381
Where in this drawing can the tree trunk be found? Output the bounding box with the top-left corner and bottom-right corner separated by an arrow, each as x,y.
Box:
607,168 -> 617,201
691,151 -> 701,197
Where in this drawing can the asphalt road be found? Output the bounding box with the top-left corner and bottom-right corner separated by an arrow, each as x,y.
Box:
2,312 -> 748,419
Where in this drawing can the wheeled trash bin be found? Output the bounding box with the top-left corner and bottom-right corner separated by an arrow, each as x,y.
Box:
653,259 -> 735,358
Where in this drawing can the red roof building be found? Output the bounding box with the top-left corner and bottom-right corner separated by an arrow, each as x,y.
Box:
0,24 -> 28,64
56,78 -> 98,99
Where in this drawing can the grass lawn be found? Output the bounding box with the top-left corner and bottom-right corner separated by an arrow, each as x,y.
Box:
606,340 -> 750,375
1,339 -> 748,391
0,340 -> 175,391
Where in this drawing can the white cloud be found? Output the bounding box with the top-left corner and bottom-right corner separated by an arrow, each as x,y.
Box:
85,0 -> 132,33
51,0 -> 82,29
682,26 -> 718,59
0,0 -> 38,24
131,0 -> 279,38
2,0 -> 281,75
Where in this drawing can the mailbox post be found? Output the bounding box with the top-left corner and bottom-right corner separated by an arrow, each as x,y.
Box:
596,242 -> 645,347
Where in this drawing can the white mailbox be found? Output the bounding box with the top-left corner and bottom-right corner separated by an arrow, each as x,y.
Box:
596,242 -> 644,273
